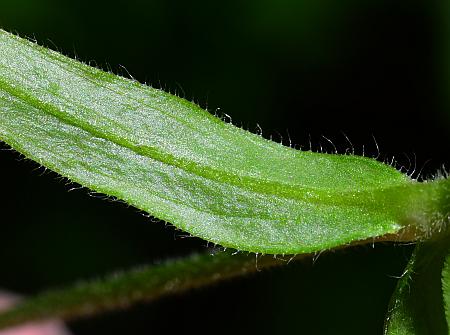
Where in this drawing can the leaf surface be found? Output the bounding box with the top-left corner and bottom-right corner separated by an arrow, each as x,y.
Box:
0,29 -> 447,254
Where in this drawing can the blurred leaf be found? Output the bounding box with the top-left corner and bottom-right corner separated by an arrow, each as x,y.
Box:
0,29 -> 448,254
384,234 -> 450,334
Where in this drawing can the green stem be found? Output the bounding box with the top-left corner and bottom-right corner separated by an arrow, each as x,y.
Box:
0,251 -> 283,329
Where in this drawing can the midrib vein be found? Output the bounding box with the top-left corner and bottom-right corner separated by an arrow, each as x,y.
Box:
0,73 -> 395,210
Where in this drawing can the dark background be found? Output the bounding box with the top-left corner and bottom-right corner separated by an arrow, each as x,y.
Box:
0,0 -> 449,334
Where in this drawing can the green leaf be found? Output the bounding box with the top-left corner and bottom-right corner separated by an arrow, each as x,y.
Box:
0,29 -> 448,254
384,233 -> 450,335
0,251 -> 282,329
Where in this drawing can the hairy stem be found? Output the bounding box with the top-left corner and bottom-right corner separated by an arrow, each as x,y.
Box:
0,251 -> 284,329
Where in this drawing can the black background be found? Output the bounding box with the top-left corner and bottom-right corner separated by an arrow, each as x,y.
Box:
0,1 -> 449,334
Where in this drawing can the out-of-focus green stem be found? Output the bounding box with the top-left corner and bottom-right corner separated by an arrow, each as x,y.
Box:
0,251 -> 284,329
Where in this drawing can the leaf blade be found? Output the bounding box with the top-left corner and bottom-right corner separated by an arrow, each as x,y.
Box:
0,29 -> 447,253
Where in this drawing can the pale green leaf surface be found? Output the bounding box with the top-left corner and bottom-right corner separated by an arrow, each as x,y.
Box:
384,234 -> 450,335
0,29 -> 447,254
